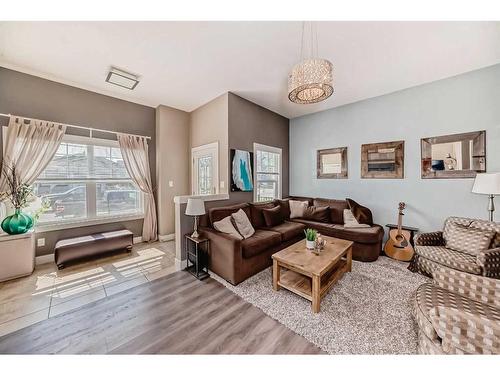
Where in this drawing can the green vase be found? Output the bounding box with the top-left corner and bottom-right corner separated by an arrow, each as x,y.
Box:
1,209 -> 33,235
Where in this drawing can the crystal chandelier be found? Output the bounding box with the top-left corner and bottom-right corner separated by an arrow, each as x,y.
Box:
288,22 -> 333,104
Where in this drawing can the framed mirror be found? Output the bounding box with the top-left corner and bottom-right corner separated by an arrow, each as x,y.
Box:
361,140 -> 404,179
317,147 -> 347,179
421,130 -> 486,179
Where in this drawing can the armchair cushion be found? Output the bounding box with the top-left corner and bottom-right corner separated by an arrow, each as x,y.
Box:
414,245 -> 482,275
414,231 -> 445,247
444,223 -> 495,256
477,247 -> 500,279
430,306 -> 500,354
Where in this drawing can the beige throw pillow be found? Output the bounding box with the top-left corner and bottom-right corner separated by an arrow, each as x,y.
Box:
213,216 -> 243,239
343,209 -> 371,228
445,223 -> 495,256
231,209 -> 255,239
289,200 -> 308,219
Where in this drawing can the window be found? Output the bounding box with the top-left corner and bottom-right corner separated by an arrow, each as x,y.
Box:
254,143 -> 282,202
33,135 -> 143,225
191,142 -> 219,196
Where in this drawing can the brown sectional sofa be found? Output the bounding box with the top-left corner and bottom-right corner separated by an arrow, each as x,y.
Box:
199,197 -> 384,285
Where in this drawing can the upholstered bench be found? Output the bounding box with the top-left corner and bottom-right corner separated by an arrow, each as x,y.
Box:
54,229 -> 133,269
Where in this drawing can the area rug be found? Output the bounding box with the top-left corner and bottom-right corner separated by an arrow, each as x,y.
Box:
211,256 -> 429,354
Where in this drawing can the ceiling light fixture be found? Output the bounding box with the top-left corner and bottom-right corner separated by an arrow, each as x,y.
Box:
105,67 -> 140,90
288,22 -> 333,104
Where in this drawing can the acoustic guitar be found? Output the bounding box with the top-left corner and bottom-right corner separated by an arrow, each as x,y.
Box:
384,202 -> 414,261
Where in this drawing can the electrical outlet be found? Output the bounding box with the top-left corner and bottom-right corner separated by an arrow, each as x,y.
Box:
169,180 -> 174,187
37,238 -> 45,247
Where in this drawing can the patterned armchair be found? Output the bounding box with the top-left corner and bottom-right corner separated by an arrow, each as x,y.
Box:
414,267 -> 500,354
409,217 -> 500,279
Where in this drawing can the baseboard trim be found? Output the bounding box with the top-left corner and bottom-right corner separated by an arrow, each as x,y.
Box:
175,258 -> 187,271
158,233 -> 175,242
133,236 -> 143,244
35,254 -> 54,265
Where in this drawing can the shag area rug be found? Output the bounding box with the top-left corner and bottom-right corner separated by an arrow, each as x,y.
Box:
211,256 -> 429,354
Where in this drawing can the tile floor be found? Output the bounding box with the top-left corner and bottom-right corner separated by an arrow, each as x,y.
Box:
0,240 -> 176,338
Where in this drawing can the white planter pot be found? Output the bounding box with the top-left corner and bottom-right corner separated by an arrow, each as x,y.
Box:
306,239 -> 315,250
0,230 -> 35,282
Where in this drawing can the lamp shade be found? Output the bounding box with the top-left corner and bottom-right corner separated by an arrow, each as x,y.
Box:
185,198 -> 206,216
472,173 -> 500,195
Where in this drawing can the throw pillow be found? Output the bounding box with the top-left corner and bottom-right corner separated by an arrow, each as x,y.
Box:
343,209 -> 371,228
302,206 -> 330,223
231,209 -> 255,239
213,216 -> 243,240
346,198 -> 373,225
445,223 -> 495,256
262,206 -> 284,227
289,200 -> 308,219
249,202 -> 276,228
275,199 -> 291,220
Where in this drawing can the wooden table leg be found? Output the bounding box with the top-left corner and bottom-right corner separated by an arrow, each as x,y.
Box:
312,274 -> 320,313
273,259 -> 280,291
347,246 -> 352,272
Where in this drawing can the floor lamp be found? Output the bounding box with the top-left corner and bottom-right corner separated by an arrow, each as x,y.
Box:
472,173 -> 500,222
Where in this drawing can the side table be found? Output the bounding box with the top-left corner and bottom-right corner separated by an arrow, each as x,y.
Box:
184,235 -> 209,280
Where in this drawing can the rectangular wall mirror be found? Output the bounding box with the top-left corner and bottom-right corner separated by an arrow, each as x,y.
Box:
317,147 -> 347,179
361,140 -> 404,179
421,130 -> 486,179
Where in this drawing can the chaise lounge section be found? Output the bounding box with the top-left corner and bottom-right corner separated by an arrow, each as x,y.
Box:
199,197 -> 384,285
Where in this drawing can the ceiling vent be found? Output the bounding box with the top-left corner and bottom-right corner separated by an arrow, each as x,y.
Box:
105,67 -> 140,90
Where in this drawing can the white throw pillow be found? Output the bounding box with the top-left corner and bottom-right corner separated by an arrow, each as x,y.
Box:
231,209 -> 255,239
343,209 -> 371,228
289,200 -> 308,219
213,216 -> 243,239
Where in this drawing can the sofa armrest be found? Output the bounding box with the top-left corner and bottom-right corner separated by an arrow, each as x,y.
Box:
432,267 -> 500,308
429,306 -> 500,354
477,247 -> 500,279
414,231 -> 445,246
198,227 -> 243,285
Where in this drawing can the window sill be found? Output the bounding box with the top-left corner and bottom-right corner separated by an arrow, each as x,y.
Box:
35,214 -> 145,233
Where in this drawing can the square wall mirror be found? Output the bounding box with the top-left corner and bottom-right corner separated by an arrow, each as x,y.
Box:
317,147 -> 347,179
421,130 -> 486,179
361,140 -> 404,179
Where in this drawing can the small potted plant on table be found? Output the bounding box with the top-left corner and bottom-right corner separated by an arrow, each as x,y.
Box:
304,228 -> 318,250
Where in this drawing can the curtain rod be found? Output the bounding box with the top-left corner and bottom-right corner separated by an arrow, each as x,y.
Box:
0,113 -> 152,140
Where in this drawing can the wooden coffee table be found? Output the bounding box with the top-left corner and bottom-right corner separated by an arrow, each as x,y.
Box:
272,236 -> 353,313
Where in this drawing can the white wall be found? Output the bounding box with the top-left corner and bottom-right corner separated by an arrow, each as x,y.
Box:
290,64 -> 500,233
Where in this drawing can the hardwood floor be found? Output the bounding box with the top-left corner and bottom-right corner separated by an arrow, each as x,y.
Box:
0,270 -> 323,354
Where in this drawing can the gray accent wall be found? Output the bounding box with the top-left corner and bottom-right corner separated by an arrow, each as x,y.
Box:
0,67 -> 156,256
290,64 -> 500,234
228,92 -> 290,202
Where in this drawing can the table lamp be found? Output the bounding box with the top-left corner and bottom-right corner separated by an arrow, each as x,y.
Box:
185,198 -> 206,238
472,172 -> 500,221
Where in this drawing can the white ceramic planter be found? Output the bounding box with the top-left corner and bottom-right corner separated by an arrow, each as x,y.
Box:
0,230 -> 35,282
306,239 -> 315,250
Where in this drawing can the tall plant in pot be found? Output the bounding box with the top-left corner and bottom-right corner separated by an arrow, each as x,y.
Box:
0,163 -> 34,235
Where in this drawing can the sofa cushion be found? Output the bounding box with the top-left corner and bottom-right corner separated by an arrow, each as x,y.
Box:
445,223 -> 495,256
343,209 -> 370,228
267,221 -> 306,242
302,206 -> 330,223
213,216 -> 243,239
262,206 -> 284,227
313,198 -> 348,224
231,209 -> 255,239
241,229 -> 281,258
289,200 -> 308,219
290,219 -> 383,244
275,199 -> 291,220
249,201 -> 276,228
414,245 -> 482,275
288,196 -> 314,206
346,198 -> 373,225
209,203 -> 250,227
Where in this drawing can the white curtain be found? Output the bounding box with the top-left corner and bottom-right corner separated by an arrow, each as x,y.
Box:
0,116 -> 66,191
118,134 -> 157,242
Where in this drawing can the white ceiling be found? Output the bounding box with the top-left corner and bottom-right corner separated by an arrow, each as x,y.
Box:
1,21 -> 500,119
